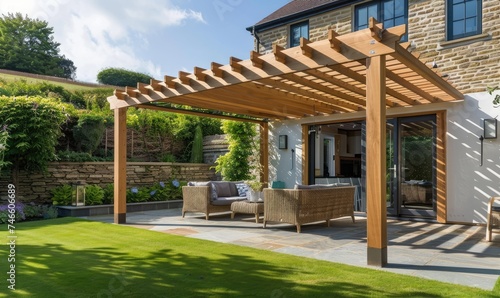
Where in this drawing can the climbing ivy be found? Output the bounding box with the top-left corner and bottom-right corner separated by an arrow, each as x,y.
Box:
214,120 -> 257,181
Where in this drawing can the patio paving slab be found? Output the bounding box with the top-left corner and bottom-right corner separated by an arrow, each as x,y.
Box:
86,208 -> 500,291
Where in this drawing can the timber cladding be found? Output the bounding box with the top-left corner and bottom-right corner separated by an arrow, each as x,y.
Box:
0,162 -> 217,203
256,0 -> 500,95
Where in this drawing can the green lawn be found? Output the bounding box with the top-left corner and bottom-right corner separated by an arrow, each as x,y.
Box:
0,217 -> 498,297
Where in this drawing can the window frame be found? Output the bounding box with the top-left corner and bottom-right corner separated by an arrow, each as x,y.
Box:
289,20 -> 309,48
354,0 -> 408,42
446,0 -> 482,41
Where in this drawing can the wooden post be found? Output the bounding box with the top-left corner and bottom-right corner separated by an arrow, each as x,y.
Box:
114,107 -> 127,224
260,122 -> 269,185
366,55 -> 387,267
436,111 -> 447,223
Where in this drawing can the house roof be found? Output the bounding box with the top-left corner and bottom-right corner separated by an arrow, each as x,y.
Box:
247,0 -> 361,32
107,21 -> 463,123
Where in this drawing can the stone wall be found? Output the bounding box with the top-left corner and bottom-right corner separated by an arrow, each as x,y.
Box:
256,0 -> 500,94
0,162 -> 217,203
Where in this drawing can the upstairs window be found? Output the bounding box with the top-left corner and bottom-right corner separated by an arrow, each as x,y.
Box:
447,0 -> 482,40
354,0 -> 408,42
290,21 -> 309,47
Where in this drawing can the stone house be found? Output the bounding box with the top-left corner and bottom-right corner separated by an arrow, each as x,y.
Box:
243,0 -> 500,225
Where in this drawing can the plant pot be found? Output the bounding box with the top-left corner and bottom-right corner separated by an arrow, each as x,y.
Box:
247,189 -> 262,202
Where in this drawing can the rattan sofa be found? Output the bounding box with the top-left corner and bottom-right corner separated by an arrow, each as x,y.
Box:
182,181 -> 246,220
263,186 -> 356,233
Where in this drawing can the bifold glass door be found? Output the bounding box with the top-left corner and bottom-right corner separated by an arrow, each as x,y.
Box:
387,115 -> 437,218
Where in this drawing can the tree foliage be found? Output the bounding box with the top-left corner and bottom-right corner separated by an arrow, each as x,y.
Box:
215,121 -> 257,181
0,96 -> 69,173
73,112 -> 108,155
0,13 -> 76,79
190,124 -> 203,163
97,68 -> 151,87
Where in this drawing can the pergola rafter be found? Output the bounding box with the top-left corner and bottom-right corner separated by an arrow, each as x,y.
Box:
107,19 -> 463,268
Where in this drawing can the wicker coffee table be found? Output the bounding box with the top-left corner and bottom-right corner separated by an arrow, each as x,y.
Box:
231,200 -> 264,223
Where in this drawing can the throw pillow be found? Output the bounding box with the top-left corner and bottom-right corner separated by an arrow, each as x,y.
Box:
235,183 -> 249,197
209,182 -> 218,200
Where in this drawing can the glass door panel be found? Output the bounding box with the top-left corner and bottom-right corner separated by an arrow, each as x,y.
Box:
398,116 -> 436,218
386,120 -> 397,215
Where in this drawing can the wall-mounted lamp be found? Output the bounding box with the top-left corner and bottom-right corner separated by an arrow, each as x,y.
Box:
278,135 -> 288,149
479,118 -> 497,166
484,118 -> 497,139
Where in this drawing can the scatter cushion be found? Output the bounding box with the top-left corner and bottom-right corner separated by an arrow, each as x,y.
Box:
211,181 -> 232,198
271,181 -> 286,189
235,183 -> 249,197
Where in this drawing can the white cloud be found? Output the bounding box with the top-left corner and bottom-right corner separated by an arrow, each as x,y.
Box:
0,0 -> 205,82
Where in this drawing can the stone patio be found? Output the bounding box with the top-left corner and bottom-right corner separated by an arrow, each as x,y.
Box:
87,209 -> 500,291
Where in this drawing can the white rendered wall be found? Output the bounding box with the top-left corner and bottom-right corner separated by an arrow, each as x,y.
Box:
268,121 -> 304,189
267,92 -> 500,224
446,92 -> 500,224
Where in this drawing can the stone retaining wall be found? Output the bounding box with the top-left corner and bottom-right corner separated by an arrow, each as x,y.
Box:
0,162 -> 217,203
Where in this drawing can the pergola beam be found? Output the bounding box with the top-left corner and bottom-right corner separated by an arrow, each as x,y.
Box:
392,43 -> 463,100
136,103 -> 265,124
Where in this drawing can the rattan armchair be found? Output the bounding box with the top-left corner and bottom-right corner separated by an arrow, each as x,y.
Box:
486,196 -> 500,242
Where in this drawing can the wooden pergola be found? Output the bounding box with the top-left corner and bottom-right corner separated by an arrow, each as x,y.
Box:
107,19 -> 463,267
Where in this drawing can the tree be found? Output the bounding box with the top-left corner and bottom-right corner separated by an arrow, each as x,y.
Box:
97,68 -> 152,87
0,13 -> 76,79
190,124 -> 203,163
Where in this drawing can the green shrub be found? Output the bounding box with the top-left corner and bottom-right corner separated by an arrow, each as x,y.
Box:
51,185 -> 73,206
102,183 -> 114,204
0,203 -> 25,223
160,153 -> 176,162
23,203 -> 43,218
56,150 -> 96,162
126,187 -> 151,203
73,112 -> 107,155
85,185 -> 104,205
41,205 -> 58,219
97,68 -> 151,87
21,203 -> 58,220
0,96 -> 69,173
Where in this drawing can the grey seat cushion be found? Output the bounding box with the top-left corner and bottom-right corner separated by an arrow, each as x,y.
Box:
211,196 -> 246,206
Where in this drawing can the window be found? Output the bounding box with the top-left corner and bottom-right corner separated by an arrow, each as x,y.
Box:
447,0 -> 482,40
290,21 -> 309,47
354,0 -> 408,41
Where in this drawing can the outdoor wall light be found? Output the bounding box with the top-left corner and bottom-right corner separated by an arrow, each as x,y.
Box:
278,135 -> 288,149
479,118 -> 497,166
484,118 -> 497,139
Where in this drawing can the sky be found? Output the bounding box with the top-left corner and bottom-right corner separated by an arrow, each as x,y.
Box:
0,0 -> 290,83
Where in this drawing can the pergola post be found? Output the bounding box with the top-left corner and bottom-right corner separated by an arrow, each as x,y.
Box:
114,107 -> 127,224
260,122 -> 269,185
366,55 -> 387,267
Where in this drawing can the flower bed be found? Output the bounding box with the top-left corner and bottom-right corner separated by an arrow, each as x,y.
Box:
0,202 -> 58,224
51,179 -> 186,206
